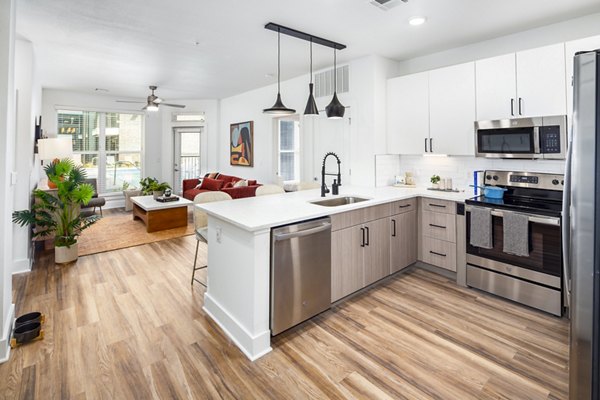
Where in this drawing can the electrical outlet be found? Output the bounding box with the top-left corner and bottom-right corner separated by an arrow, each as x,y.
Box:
216,227 -> 222,243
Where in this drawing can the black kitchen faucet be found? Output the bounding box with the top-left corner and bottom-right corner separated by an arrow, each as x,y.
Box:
321,152 -> 342,197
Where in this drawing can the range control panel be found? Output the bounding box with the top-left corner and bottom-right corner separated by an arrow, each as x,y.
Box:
510,175 -> 539,184
540,126 -> 562,154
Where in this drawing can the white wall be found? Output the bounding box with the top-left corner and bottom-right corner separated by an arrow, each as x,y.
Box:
217,55 -> 400,187
12,38 -> 41,275
0,0 -> 16,363
41,90 -> 219,193
397,12 -> 600,76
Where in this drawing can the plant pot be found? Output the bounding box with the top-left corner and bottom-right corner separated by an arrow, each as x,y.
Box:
432,182 -> 439,189
152,190 -> 164,200
123,189 -> 142,211
55,243 -> 78,264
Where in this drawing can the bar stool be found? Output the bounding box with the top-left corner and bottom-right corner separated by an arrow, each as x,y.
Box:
192,191 -> 232,286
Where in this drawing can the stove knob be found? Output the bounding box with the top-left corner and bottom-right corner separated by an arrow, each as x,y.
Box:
552,179 -> 559,185
561,180 -> 564,185
485,175 -> 492,180
493,175 -> 499,181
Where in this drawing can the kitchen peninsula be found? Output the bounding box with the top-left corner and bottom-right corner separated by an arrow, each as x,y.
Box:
198,185 -> 472,360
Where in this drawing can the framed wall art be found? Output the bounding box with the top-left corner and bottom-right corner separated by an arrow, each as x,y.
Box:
230,121 -> 253,167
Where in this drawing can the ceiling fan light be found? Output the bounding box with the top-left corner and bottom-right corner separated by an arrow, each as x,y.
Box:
325,92 -> 345,119
146,103 -> 159,112
263,93 -> 296,115
304,83 -> 319,116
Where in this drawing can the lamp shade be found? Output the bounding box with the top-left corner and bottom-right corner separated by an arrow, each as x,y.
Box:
304,83 -> 319,116
38,137 -> 73,160
325,92 -> 345,119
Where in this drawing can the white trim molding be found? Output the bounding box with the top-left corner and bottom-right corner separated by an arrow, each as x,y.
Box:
0,303 -> 15,363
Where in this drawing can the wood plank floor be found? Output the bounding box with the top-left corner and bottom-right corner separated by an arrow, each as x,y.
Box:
0,234 -> 569,399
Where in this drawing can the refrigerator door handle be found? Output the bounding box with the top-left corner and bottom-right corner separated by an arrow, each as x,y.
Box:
561,132 -> 573,309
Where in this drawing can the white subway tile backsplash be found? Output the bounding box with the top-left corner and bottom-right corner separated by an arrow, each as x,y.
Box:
376,155 -> 566,190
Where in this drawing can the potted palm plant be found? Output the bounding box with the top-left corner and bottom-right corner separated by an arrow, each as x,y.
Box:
12,159 -> 100,264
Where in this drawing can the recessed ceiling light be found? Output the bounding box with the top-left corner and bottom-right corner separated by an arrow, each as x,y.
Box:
409,16 -> 427,26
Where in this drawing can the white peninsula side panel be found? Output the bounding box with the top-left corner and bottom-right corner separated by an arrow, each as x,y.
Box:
202,215 -> 272,360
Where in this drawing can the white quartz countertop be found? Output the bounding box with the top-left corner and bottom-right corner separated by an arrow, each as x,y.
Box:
197,185 -> 477,232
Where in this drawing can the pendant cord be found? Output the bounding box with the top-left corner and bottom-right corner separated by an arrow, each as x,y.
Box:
277,29 -> 281,94
310,39 -> 313,84
333,49 -> 337,92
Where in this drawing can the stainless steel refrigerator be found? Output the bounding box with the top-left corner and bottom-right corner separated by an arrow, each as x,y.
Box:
564,49 -> 600,400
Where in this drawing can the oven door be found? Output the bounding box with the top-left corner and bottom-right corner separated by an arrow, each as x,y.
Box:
475,118 -> 542,159
466,208 -> 562,281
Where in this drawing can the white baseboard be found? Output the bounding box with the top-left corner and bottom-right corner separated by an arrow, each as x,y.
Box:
0,304 -> 15,363
12,257 -> 32,275
203,293 -> 271,361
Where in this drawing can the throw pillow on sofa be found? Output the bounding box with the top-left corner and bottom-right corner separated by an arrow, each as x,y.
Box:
204,172 -> 220,179
248,179 -> 257,186
233,179 -> 248,187
223,182 -> 234,189
194,178 -> 204,189
200,177 -> 224,191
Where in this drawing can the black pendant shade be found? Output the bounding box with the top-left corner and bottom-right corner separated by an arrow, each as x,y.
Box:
326,49 -> 345,119
304,40 -> 319,116
264,30 -> 295,115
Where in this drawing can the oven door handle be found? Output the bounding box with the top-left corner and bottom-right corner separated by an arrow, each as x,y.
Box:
533,127 -> 541,154
465,206 -> 560,226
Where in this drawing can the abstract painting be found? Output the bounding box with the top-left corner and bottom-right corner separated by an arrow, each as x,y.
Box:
230,121 -> 253,167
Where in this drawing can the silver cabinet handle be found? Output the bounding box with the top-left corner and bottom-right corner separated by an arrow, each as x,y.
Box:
274,223 -> 331,241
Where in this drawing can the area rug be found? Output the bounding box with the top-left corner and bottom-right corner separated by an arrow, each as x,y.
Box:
77,211 -> 195,256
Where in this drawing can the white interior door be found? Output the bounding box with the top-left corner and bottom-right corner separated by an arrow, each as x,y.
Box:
173,127 -> 202,194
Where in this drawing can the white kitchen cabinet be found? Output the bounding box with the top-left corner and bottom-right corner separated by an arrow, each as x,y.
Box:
428,62 -> 476,155
475,53 -> 517,121
475,44 -> 566,120
386,72 -> 429,154
516,43 -> 567,118
565,35 -> 600,130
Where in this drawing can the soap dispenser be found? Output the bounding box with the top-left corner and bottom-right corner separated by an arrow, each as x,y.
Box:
332,179 -> 339,195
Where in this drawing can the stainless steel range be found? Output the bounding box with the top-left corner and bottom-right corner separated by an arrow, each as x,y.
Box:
465,170 -> 564,316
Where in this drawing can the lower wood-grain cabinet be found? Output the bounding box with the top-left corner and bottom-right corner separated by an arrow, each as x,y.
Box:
390,210 -> 418,273
418,197 -> 458,272
331,217 -> 391,302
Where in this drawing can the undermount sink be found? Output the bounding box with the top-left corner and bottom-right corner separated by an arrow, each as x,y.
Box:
310,196 -> 371,207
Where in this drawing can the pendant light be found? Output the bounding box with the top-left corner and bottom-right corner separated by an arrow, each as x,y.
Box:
304,39 -> 319,116
325,48 -> 345,119
263,29 -> 295,115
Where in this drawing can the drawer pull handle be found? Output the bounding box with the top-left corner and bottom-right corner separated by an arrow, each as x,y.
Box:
429,223 -> 446,229
429,204 -> 446,208
430,251 -> 447,257
398,204 -> 411,208
391,219 -> 396,237
360,227 -> 365,247
365,226 -> 370,246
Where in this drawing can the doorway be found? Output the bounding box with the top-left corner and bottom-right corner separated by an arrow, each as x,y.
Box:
173,127 -> 202,194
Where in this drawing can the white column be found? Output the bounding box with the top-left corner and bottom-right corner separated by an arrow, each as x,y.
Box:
0,0 -> 16,363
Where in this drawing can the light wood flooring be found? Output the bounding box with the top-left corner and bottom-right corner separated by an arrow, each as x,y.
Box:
0,234 -> 569,399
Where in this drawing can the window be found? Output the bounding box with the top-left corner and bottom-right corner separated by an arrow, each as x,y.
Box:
58,110 -> 143,194
277,118 -> 300,183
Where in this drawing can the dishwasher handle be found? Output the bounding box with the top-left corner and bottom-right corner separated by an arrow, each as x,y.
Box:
273,222 -> 331,241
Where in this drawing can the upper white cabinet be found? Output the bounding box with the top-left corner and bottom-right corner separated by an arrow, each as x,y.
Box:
429,62 -> 476,156
475,53 -> 517,121
386,63 -> 475,156
565,35 -> 600,128
386,72 -> 429,154
475,44 -> 567,121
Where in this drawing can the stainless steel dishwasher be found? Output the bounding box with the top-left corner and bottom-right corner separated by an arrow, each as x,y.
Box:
270,217 -> 331,335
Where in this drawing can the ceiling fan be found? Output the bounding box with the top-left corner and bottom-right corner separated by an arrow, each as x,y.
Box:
116,85 -> 186,111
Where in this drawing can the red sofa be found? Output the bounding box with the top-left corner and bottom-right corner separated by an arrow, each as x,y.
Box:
182,173 -> 261,200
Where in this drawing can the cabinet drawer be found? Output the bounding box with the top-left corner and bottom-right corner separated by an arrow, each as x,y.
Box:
422,211 -> 456,243
362,203 -> 392,222
421,198 -> 455,215
421,237 -> 457,272
330,209 -> 364,231
391,198 -> 417,215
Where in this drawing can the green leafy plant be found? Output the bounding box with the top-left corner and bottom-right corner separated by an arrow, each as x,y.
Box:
149,181 -> 171,192
430,175 -> 441,185
139,177 -> 159,195
12,159 -> 100,247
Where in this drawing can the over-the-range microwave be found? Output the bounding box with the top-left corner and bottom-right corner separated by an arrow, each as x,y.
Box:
474,115 -> 567,159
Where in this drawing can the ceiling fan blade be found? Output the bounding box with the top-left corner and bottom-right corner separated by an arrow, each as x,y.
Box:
153,97 -> 163,104
116,100 -> 145,103
161,103 -> 186,108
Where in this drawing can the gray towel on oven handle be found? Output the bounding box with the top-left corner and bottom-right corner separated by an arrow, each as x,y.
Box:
502,211 -> 529,257
469,206 -> 493,249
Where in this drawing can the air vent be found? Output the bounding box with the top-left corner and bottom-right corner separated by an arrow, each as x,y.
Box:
369,0 -> 407,11
315,65 -> 349,98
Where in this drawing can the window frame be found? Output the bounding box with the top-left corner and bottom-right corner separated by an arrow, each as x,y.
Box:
56,106 -> 145,197
274,116 -> 301,184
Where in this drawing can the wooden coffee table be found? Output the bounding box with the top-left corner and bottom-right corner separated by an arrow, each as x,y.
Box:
131,195 -> 193,233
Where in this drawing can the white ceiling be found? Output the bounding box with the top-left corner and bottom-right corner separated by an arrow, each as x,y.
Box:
17,0 -> 600,100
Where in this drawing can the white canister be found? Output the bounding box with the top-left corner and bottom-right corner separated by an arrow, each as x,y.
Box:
439,179 -> 447,190
446,178 -> 453,190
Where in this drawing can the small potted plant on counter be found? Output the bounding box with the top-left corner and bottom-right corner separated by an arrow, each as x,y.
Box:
149,181 -> 171,199
430,175 -> 441,189
140,177 -> 159,195
12,159 -> 99,264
